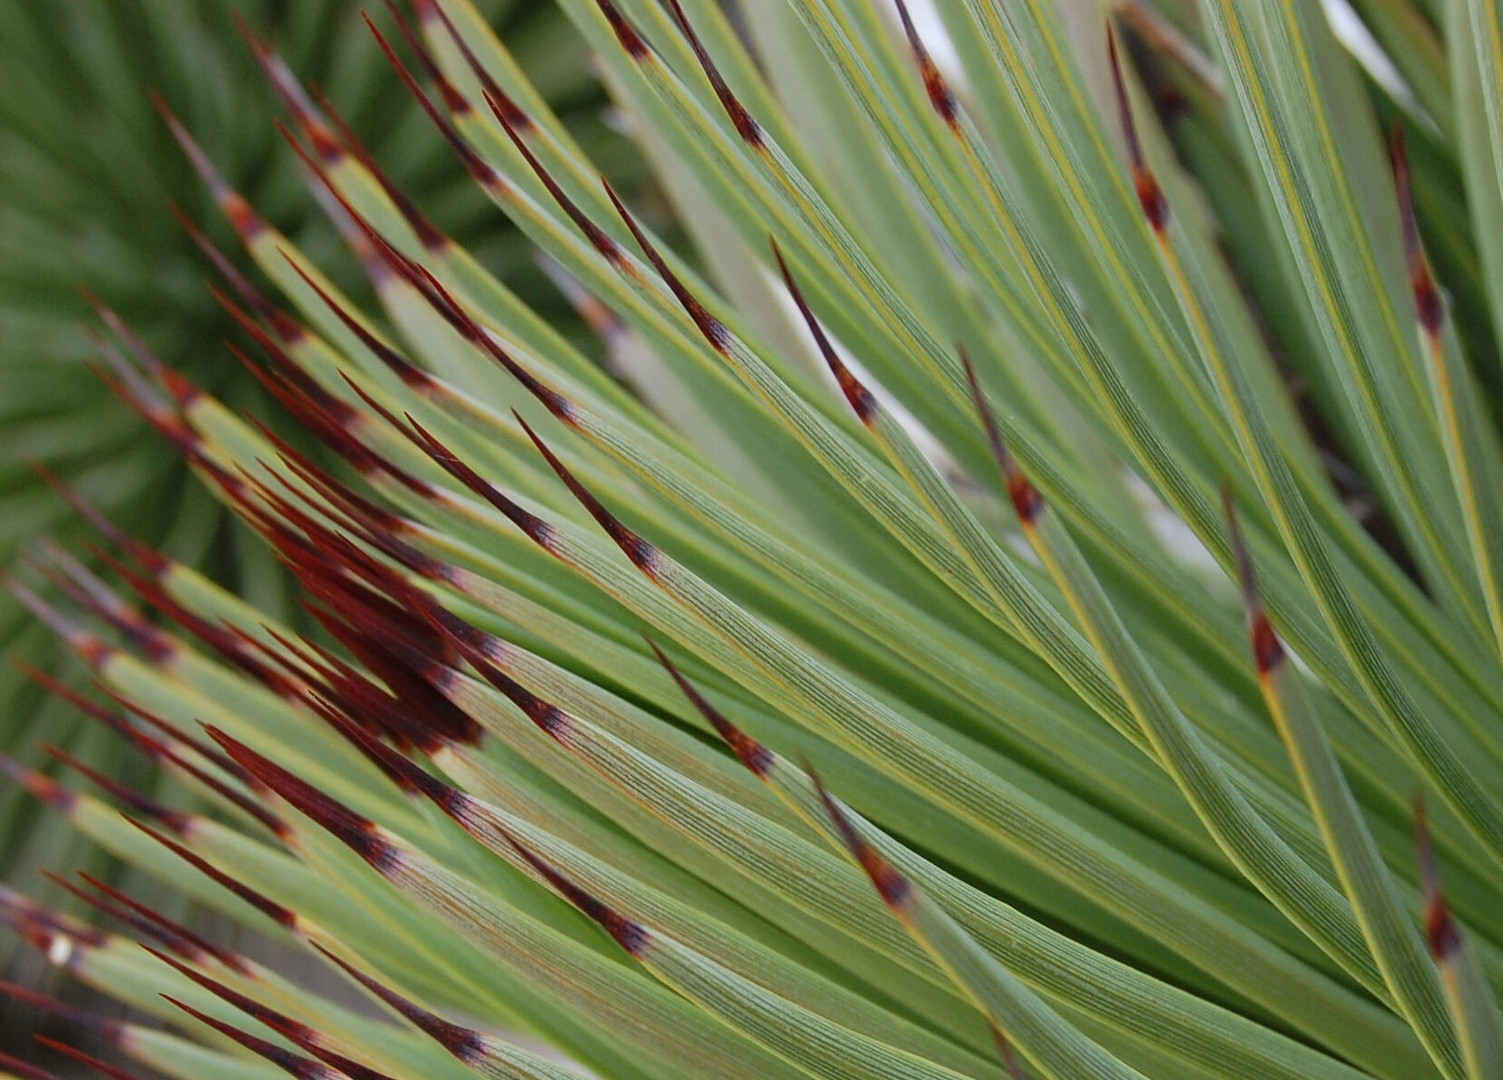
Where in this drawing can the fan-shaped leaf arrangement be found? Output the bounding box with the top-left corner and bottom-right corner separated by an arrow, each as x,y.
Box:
6,2 -> 1503,1080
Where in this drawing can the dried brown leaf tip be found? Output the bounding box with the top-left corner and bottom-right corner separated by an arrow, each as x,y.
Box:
418,603 -> 573,743
595,0 -> 649,59
0,750 -> 78,815
6,578 -> 114,667
1106,26 -> 1168,233
400,413 -> 557,549
164,994 -> 349,1080
149,947 -> 397,1080
76,873 -> 250,972
894,0 -> 957,124
988,1022 -> 1031,1080
237,16 -> 345,166
604,178 -> 730,352
127,817 -> 299,925
189,226 -> 308,348
208,727 -> 399,874
27,464 -> 168,576
504,836 -> 651,957
647,636 -> 774,777
366,14 -> 497,186
316,85 -> 450,254
34,1039 -> 151,1080
773,241 -> 876,422
1222,485 -> 1285,676
960,348 -> 1042,524
423,0 -> 533,135
26,546 -> 171,664
314,943 -> 487,1063
42,744 -> 191,834
1414,796 -> 1461,961
0,1049 -> 66,1080
0,885 -> 108,960
382,0 -> 471,116
487,89 -> 624,267
811,769 -> 912,909
664,0 -> 762,147
1390,126 -> 1443,338
0,978 -> 124,1044
153,93 -> 265,239
516,410 -> 662,575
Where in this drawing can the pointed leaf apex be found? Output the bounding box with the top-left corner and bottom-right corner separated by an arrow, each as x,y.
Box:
605,181 -> 730,351
207,727 -> 398,874
1222,488 -> 1285,675
647,636 -> 774,776
810,768 -> 911,909
961,348 -> 1041,524
773,240 -> 876,422
505,835 -> 650,956
1106,26 -> 1168,232
664,0 -> 763,145
594,0 -> 650,58
126,815 -> 300,926
516,410 -> 660,574
313,943 -> 487,1062
1414,796 -> 1461,959
31,1039 -> 146,1080
894,0 -> 957,123
1389,125 -> 1443,336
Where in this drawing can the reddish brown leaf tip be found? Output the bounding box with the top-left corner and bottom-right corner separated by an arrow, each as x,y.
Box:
149,948 -> 394,1080
326,708 -> 468,816
6,576 -> 115,666
0,751 -> 77,814
1389,126 -> 1443,337
646,636 -> 773,777
143,945 -> 307,1039
1106,27 -> 1168,232
28,464 -> 168,575
79,873 -> 249,972
485,95 -> 620,264
238,19 -> 345,166
42,745 -> 189,833
207,728 -> 397,874
0,1050 -> 66,1080
401,414 -> 555,549
313,944 -> 487,1062
514,410 -> 660,575
1221,486 -> 1285,674
153,93 -> 266,239
0,979 -> 122,1041
960,348 -> 1040,523
364,13 -> 496,186
424,0 -> 532,137
595,0 -> 649,58
126,816 -> 298,927
988,1022 -> 1030,1080
664,0 -> 762,145
772,240 -> 876,422
505,837 -> 650,956
165,995 -> 336,1079
1414,796 -> 1461,960
894,0 -> 957,123
810,769 -> 911,909
603,179 -> 731,353
32,1039 -> 147,1080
